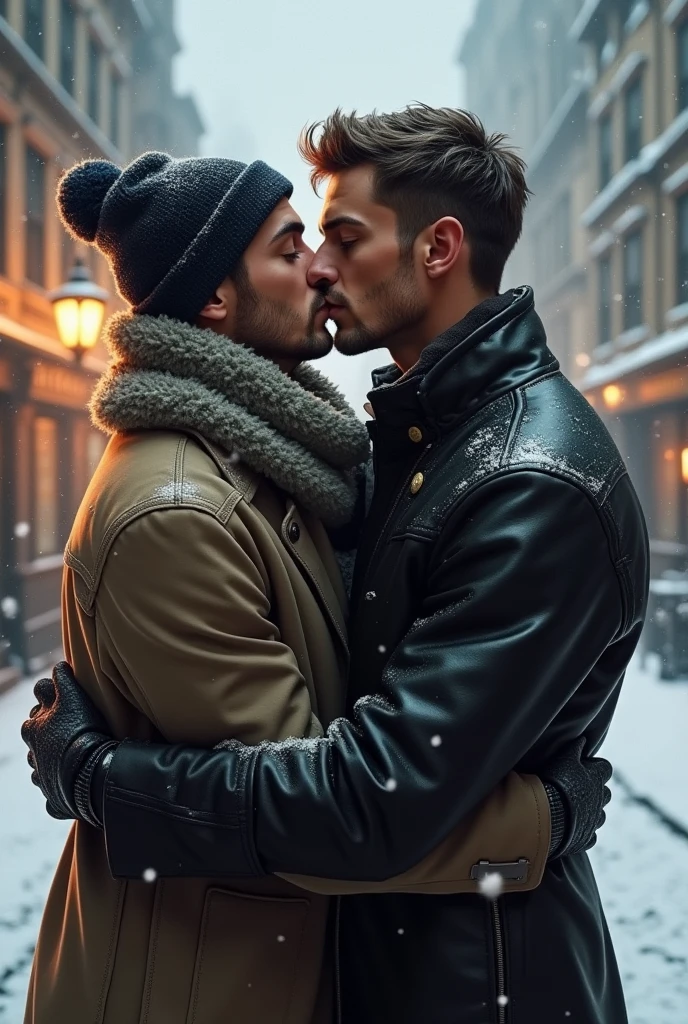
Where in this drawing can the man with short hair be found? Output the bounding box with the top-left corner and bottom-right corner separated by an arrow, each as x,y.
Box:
25,107 -> 644,1024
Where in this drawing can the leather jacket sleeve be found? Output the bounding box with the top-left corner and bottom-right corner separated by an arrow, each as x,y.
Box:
102,471 -> 623,881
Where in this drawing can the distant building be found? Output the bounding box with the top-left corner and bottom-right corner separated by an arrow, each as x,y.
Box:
575,0 -> 688,576
459,0 -> 590,383
460,0 -> 688,577
0,0 -> 203,690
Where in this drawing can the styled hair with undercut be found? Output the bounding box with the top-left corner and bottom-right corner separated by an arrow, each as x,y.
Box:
298,105 -> 531,292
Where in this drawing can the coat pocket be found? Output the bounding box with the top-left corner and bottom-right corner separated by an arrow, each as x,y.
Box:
186,888 -> 311,1024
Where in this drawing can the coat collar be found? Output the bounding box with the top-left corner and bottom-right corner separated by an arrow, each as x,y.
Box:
367,287 -> 559,435
90,312 -> 371,528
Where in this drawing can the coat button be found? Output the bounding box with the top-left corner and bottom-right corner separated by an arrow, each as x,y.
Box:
408,426 -> 423,443
288,521 -> 301,542
410,472 -> 424,495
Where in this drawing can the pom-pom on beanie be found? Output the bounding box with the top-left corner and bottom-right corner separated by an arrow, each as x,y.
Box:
57,152 -> 293,322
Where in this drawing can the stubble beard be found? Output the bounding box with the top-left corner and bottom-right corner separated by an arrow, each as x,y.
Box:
332,252 -> 428,357
233,276 -> 333,363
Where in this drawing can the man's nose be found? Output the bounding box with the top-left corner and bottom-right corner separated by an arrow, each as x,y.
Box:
307,249 -> 338,291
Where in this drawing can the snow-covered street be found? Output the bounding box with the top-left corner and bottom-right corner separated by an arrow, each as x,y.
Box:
1,656 -> 686,1023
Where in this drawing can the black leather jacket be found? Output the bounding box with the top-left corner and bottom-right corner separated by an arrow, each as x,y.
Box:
102,288 -> 647,1023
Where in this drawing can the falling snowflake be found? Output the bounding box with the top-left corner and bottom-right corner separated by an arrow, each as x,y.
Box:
430,735 -> 442,747
497,995 -> 509,1007
397,928 -> 404,935
228,451 -> 241,465
142,867 -> 157,883
385,778 -> 397,792
534,19 -> 547,30
478,872 -> 504,899
378,644 -> 387,654
613,293 -> 623,302
277,934 -> 286,942
14,522 -> 30,537
1,597 -> 19,620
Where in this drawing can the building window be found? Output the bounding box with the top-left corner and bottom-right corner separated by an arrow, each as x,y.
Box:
556,192 -> 571,273
599,113 -> 613,189
25,147 -> 46,287
623,231 -> 643,330
678,21 -> 688,112
598,256 -> 612,345
88,37 -> 100,124
34,416 -> 59,557
25,0 -> 45,59
61,228 -> 73,284
0,123 -> 6,277
650,410 -> 681,544
87,431 -> 107,478
624,77 -> 643,163
677,193 -> 688,305
59,0 -> 76,95
110,73 -> 121,148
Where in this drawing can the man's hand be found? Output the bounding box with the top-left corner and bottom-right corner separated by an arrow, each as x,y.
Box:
21,662 -> 116,827
541,737 -> 612,857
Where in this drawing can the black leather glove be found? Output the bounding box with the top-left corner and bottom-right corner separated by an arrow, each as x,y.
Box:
540,737 -> 612,858
21,662 -> 117,828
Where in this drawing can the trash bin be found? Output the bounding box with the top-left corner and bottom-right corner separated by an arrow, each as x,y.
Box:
648,571 -> 688,680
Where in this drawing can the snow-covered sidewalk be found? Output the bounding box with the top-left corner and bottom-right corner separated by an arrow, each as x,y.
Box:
598,653 -> 688,831
0,675 -> 70,1022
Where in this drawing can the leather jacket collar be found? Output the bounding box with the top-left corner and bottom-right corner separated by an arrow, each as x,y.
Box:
368,286 -> 559,434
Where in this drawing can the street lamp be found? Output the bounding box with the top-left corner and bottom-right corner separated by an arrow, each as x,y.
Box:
49,258 -> 109,363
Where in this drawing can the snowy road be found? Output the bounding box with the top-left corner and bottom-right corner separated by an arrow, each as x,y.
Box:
0,657 -> 686,1023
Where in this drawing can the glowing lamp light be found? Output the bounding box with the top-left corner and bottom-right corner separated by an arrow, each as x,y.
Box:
575,352 -> 591,368
49,259 -> 108,362
602,384 -> 624,409
681,448 -> 688,484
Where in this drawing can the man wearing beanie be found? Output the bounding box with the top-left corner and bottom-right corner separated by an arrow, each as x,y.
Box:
24,149 -> 610,1024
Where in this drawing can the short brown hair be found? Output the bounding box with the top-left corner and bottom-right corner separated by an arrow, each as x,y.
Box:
299,105 -> 531,292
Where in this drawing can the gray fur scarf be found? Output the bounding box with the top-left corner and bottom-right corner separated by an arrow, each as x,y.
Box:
90,312 -> 371,527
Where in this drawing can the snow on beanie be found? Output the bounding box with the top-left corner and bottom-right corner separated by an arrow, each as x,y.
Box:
56,153 -> 293,322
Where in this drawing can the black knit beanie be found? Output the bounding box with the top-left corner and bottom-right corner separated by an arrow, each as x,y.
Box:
56,153 -> 293,321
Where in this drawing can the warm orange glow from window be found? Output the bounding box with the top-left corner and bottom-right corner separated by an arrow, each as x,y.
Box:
602,384 -> 624,408
664,449 -> 676,461
681,448 -> 688,484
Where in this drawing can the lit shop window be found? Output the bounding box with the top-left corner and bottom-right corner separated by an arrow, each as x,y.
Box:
34,416 -> 59,557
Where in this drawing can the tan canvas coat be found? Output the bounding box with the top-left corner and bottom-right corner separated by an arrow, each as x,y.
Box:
25,317 -> 549,1024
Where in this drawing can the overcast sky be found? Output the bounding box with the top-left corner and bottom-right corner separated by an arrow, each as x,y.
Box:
174,0 -> 479,410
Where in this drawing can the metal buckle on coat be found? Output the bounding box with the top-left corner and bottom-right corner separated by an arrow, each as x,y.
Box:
470,858 -> 529,881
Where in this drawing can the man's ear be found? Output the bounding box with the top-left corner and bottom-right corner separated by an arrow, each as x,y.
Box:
423,217 -> 465,280
197,289 -> 228,323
